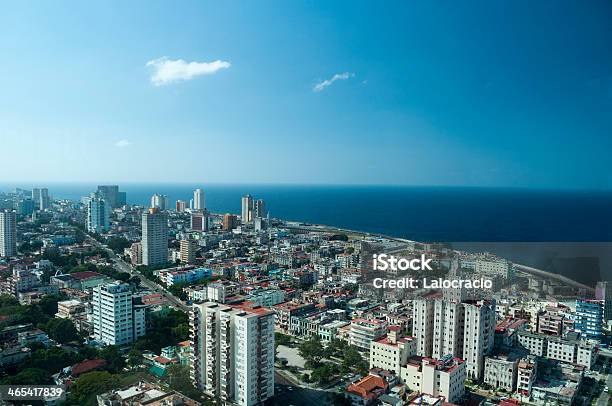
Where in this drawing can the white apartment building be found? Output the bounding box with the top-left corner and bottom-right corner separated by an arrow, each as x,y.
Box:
517,356 -> 538,397
369,327 -> 416,374
462,300 -> 496,380
142,208 -> 168,267
150,194 -> 169,210
350,319 -> 388,352
180,239 -> 197,264
413,299 -> 435,357
432,300 -> 465,359
517,331 -> 547,356
484,354 -> 519,391
193,188 -> 205,210
475,258 -> 511,279
90,282 -> 146,346
0,209 -> 17,258
190,302 -> 274,406
400,355 -> 466,403
241,195 -> 253,223
87,192 -> 110,233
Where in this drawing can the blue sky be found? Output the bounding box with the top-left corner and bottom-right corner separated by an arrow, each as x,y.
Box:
1,1 -> 611,188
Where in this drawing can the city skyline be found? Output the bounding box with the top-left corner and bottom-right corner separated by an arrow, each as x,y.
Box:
1,1 -> 612,189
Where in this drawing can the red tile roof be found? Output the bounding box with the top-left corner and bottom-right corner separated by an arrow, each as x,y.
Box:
71,358 -> 106,376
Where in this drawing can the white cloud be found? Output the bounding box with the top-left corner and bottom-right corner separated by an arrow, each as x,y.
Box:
313,72 -> 355,92
146,57 -> 231,86
115,139 -> 132,148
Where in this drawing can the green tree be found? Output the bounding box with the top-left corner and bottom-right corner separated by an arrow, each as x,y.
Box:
1,368 -> 52,385
45,318 -> 80,344
68,371 -> 119,405
299,336 -> 324,366
99,346 -> 125,373
164,364 -> 201,400
127,348 -> 144,369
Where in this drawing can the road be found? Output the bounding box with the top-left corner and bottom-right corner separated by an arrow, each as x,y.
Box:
596,370 -> 612,406
87,236 -> 190,312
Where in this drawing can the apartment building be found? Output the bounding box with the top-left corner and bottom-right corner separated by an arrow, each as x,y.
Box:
400,355 -> 466,403
0,209 -> 17,258
350,319 -> 388,352
90,282 -> 146,346
517,356 -> 538,397
142,208 -> 168,267
369,326 -> 416,374
484,353 -> 520,391
412,299 -> 435,357
180,239 -> 197,264
462,300 -> 496,380
190,302 -> 274,406
432,300 -> 465,359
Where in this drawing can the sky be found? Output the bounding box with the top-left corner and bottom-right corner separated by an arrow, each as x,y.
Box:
1,1 -> 611,189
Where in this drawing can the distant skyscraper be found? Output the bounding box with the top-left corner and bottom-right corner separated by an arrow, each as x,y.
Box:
32,188 -> 50,210
176,200 -> 187,212
0,210 -> 17,258
15,199 -> 34,216
142,208 -> 168,267
241,195 -> 253,223
97,185 -> 126,208
191,210 -> 209,232
150,194 -> 169,210
254,199 -> 266,219
91,282 -> 146,346
87,192 -> 110,233
190,302 -> 275,405
597,281 -> 612,322
193,188 -> 205,210
223,213 -> 238,231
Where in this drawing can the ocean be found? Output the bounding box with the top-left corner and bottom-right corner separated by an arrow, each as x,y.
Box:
2,183 -> 611,243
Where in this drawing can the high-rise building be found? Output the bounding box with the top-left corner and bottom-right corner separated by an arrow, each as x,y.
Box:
0,210 -> 17,258
91,282 -> 147,346
87,192 -> 110,233
151,194 -> 169,211
223,213 -> 238,231
241,195 -> 253,223
191,210 -> 209,232
190,302 -> 275,405
97,185 -> 126,208
176,200 -> 187,212
462,300 -> 496,380
180,239 -> 197,264
142,208 -> 168,267
193,189 -> 205,210
413,297 -> 495,381
575,299 -> 604,339
253,199 -> 266,219
596,281 -> 612,323
32,188 -> 50,210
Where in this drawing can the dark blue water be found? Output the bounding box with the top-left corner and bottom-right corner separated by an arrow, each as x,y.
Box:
2,183 -> 611,242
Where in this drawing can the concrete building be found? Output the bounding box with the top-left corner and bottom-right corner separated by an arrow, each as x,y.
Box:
223,213 -> 239,231
90,282 -> 147,346
517,356 -> 538,398
370,326 -> 416,374
0,209 -> 17,258
574,299 -> 604,339
596,281 -> 612,323
176,200 -> 187,212
412,299 -> 435,357
97,185 -> 125,208
193,189 -> 205,211
190,302 -> 274,406
87,192 -> 110,233
32,188 -> 50,210
432,300 -> 465,359
191,210 -> 209,232
241,195 -> 253,223
462,300 -> 496,380
142,208 -> 168,267
400,355 -> 466,403
150,194 -> 169,211
253,199 -> 266,219
484,354 -> 520,391
180,239 -> 197,264
350,319 -> 388,352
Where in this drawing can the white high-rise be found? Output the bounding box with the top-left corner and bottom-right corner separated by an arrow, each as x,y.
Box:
87,192 -> 110,233
241,195 -> 253,223
142,208 -> 168,266
190,302 -> 275,406
32,188 -> 50,210
151,194 -> 169,211
193,189 -> 205,210
462,300 -> 496,380
0,210 -> 17,258
412,296 -> 495,381
90,282 -> 147,346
